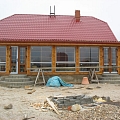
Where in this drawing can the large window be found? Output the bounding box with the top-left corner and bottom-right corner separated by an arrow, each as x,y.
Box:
0,46 -> 6,72
56,47 -> 75,71
31,46 -> 52,71
79,47 -> 99,71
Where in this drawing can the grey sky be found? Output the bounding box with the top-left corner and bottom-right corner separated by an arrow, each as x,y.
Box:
0,0 -> 120,40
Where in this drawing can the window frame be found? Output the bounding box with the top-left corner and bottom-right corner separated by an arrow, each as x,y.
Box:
56,47 -> 75,72
30,46 -> 52,72
0,46 -> 6,72
79,47 -> 99,72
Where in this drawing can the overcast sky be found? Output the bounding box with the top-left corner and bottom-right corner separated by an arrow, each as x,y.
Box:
0,0 -> 120,40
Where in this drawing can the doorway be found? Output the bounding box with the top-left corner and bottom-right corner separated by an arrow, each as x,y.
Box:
103,47 -> 117,73
10,46 -> 27,74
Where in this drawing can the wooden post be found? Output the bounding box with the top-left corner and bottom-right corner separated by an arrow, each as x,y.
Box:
52,46 -> 56,73
27,46 -> 31,75
117,47 -> 120,74
76,46 -> 79,73
6,46 -> 10,75
99,47 -> 104,74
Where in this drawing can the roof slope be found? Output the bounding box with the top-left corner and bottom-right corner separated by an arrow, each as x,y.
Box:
0,14 -> 118,43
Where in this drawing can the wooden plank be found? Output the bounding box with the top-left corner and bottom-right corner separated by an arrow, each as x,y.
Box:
34,68 -> 40,87
46,97 -> 59,115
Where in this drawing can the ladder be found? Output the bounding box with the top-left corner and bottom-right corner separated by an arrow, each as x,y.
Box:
34,68 -> 46,87
88,68 -> 99,84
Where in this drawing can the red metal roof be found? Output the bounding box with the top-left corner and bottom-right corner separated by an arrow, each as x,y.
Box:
0,14 -> 118,43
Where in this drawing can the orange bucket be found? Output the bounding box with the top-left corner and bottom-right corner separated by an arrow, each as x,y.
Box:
81,77 -> 89,85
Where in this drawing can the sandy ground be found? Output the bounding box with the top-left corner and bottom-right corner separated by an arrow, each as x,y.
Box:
0,83 -> 120,120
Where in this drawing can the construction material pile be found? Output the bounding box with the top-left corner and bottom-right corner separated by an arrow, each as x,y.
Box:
60,104 -> 120,120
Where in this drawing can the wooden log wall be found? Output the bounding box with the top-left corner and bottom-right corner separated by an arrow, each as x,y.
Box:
117,47 -> 120,74
6,46 -> 10,75
0,44 -> 120,75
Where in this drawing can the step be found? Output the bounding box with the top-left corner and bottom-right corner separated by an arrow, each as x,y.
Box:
99,77 -> 120,80
99,80 -> 120,84
0,75 -> 35,88
102,74 -> 119,77
8,74 -> 27,78
4,77 -> 31,82
0,80 -> 34,88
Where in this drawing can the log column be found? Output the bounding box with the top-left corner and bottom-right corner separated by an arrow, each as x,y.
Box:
76,46 -> 79,74
27,46 -> 31,75
52,46 -> 56,73
99,47 -> 104,74
6,46 -> 10,75
117,47 -> 120,74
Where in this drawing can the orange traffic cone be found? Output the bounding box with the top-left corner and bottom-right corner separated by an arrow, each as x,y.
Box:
81,77 -> 89,85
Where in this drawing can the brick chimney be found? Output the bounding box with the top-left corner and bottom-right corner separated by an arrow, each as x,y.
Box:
75,10 -> 80,22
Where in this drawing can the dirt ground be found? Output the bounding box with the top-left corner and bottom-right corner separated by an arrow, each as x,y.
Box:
0,83 -> 120,120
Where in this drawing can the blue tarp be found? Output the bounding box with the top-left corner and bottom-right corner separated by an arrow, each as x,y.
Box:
46,76 -> 74,87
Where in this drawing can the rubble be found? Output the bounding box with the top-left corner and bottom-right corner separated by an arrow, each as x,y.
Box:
51,95 -> 111,109
60,104 -> 120,120
4,104 -> 13,109
1,84 -> 120,119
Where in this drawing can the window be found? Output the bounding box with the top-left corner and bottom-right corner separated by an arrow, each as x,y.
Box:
56,47 -> 75,71
0,46 -> 6,72
79,47 -> 99,71
31,46 -> 52,71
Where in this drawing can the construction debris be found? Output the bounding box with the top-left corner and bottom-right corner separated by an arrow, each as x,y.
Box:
22,114 -> 35,120
24,86 -> 33,90
60,104 -> 120,120
4,104 -> 13,109
86,87 -> 94,90
46,97 -> 60,115
27,89 -> 36,94
71,104 -> 82,112
29,98 -> 59,115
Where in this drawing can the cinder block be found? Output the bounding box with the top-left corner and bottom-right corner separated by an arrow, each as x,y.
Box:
58,100 -> 64,104
69,101 -> 76,105
75,100 -> 81,104
66,96 -> 74,99
69,99 -> 76,102
64,100 -> 69,104
64,103 -> 71,107
64,98 -> 70,101
58,104 -> 64,108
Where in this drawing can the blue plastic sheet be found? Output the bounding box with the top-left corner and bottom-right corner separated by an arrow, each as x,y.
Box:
46,76 -> 74,87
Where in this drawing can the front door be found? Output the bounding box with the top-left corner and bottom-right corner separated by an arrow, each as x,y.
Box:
103,47 -> 117,73
10,46 -> 27,74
